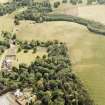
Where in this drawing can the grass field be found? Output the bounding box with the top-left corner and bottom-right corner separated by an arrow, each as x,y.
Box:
0,15 -> 14,32
0,4 -> 105,105
0,0 -> 12,3
78,5 -> 105,24
14,48 -> 47,66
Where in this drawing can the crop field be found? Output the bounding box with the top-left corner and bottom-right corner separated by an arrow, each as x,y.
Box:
78,5 -> 105,24
0,4 -> 105,105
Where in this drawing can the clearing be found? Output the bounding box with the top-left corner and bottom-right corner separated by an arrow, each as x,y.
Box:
14,48 -> 47,66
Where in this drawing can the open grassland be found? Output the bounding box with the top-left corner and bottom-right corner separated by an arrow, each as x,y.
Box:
78,5 -> 105,24
52,4 -> 105,24
14,48 -> 47,66
0,15 -> 14,32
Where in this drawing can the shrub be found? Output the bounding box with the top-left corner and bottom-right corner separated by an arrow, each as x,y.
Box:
14,19 -> 20,25
33,47 -> 37,53
54,2 -> 60,8
17,47 -> 21,53
70,0 -> 77,5
0,48 -> 4,53
24,49 -> 28,53
62,0 -> 67,3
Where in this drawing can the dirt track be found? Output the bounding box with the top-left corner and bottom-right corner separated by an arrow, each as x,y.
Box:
0,93 -> 19,105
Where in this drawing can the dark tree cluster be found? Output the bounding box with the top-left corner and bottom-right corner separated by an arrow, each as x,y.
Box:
0,0 -> 52,16
17,40 -> 59,53
96,0 -> 105,4
0,40 -> 10,49
0,1 -> 21,16
0,31 -> 13,55
32,1 -> 52,13
53,1 -> 60,8
15,3 -> 52,23
62,0 -> 105,5
0,40 -> 94,105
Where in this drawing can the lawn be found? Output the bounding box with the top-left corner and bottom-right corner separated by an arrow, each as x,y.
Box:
14,48 -> 47,66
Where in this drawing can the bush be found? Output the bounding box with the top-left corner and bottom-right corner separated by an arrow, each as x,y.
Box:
54,2 -> 60,8
62,0 -> 67,3
24,49 -> 28,53
0,48 -> 4,53
17,47 -> 21,53
14,19 -> 20,25
96,0 -> 105,4
70,0 -> 77,5
33,47 -> 37,53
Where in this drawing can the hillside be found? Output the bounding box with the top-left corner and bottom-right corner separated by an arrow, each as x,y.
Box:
0,1 -> 105,105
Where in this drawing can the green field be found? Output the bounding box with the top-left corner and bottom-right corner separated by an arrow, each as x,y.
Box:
14,49 -> 47,66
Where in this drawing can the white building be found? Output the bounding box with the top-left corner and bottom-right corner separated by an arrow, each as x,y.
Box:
14,89 -> 23,98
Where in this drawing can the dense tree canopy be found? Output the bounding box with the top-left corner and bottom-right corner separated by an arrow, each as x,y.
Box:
0,0 -> 52,16
0,40 -> 94,105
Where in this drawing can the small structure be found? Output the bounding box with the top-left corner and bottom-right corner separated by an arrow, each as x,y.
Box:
14,89 -> 23,98
1,59 -> 12,71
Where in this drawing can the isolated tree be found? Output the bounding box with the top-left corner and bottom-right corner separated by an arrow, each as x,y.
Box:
41,95 -> 50,105
42,55 -> 47,59
14,19 -> 20,25
17,47 -> 21,53
54,2 -> 60,8
12,34 -> 16,39
70,0 -> 77,5
24,49 -> 28,53
33,47 -> 37,53
62,0 -> 67,3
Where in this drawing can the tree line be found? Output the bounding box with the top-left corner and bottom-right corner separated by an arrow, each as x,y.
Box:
62,0 -> 105,5
0,31 -> 14,55
0,0 -> 52,16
